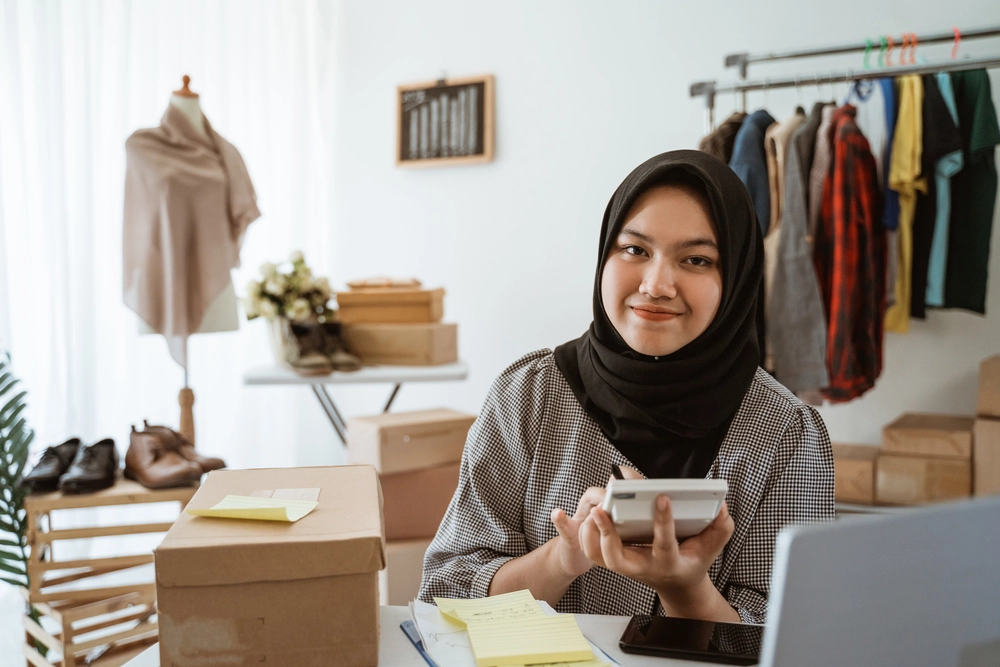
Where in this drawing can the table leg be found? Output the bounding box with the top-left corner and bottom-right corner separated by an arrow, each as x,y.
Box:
310,385 -> 347,444
383,384 -> 402,413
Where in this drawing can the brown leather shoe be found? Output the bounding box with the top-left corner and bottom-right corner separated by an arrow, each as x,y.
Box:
140,420 -> 226,473
124,427 -> 202,489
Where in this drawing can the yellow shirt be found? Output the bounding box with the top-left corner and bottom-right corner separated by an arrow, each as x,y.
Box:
885,76 -> 927,333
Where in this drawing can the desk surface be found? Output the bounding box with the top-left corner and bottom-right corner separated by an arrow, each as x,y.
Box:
124,605 -> 710,666
243,361 -> 469,386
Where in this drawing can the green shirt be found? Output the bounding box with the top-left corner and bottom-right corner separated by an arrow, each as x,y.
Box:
944,69 -> 1000,314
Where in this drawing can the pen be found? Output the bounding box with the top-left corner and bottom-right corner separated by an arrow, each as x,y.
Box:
611,463 -> 624,480
400,620 -> 439,667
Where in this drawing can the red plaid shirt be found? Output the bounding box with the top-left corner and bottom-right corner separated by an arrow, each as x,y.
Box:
814,106 -> 886,402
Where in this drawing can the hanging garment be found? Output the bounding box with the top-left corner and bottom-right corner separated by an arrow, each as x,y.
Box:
793,102 -> 831,197
123,105 -> 260,368
698,112 -> 748,163
884,76 -> 925,333
848,80 -> 890,182
910,76 -> 962,319
925,72 -> 964,307
807,105 -> 838,240
815,106 -> 886,402
768,121 -> 829,397
943,69 -> 1000,314
730,109 -> 777,234
762,109 -> 806,371
875,79 -> 902,308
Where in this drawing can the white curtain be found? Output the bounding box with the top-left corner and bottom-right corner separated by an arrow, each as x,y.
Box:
0,0 -> 343,484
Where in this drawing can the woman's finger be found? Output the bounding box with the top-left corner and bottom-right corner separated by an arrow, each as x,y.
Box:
650,495 -> 681,563
591,507 -> 636,575
574,486 -> 608,520
579,514 -> 606,566
696,502 -> 735,554
551,508 -> 579,548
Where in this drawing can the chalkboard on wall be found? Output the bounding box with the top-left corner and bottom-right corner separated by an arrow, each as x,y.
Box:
397,75 -> 494,167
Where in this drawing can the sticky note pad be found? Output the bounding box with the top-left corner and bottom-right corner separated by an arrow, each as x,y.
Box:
187,494 -> 318,522
434,589 -> 544,625
465,614 -> 594,667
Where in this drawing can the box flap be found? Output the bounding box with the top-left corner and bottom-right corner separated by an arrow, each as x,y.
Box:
155,466 -> 385,588
336,288 -> 444,306
885,413 -> 975,433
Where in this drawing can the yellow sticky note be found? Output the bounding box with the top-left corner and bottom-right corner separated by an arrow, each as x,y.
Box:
434,589 -> 544,625
187,495 -> 318,522
465,614 -> 594,667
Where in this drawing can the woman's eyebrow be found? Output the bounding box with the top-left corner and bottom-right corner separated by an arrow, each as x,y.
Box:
677,238 -> 718,250
618,227 -> 654,243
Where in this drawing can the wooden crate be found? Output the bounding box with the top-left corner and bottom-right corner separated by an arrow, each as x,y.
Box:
20,587 -> 158,667
24,480 -> 196,604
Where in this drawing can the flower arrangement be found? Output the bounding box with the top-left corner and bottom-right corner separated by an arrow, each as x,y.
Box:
244,251 -> 335,323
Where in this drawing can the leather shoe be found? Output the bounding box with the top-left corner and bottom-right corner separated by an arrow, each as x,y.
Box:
124,426 -> 202,489
140,420 -> 226,473
19,438 -> 81,493
59,439 -> 119,494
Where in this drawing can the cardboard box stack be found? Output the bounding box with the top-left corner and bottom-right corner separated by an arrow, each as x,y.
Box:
876,414 -> 974,505
832,443 -> 880,505
155,466 -> 386,667
975,354 -> 1000,496
348,408 -> 476,604
337,280 -> 458,365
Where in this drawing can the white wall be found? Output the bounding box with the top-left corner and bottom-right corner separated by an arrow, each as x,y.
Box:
322,0 -> 1000,450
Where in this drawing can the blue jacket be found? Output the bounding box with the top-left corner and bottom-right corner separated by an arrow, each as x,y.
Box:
729,109 -> 776,235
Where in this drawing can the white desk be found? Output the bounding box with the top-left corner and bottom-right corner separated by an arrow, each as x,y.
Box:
243,361 -> 469,445
124,605 -> 709,666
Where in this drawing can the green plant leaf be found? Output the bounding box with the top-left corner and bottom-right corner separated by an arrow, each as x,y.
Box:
1,577 -> 25,588
0,560 -> 26,576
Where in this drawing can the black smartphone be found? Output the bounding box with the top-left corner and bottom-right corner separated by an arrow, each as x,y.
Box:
619,615 -> 764,665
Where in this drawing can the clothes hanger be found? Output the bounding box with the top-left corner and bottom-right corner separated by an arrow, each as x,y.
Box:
172,75 -> 199,98
952,27 -> 962,59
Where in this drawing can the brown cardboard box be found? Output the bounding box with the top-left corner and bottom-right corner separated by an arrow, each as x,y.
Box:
978,355 -> 1000,419
379,537 -> 433,605
381,462 -> 460,540
881,413 -> 974,459
348,409 -> 476,475
832,443 -> 879,504
342,322 -> 458,366
875,454 -> 971,505
336,288 -> 445,324
974,418 -> 1000,496
155,466 -> 386,667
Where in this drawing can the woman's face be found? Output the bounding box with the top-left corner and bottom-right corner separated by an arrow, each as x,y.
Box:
600,184 -> 723,357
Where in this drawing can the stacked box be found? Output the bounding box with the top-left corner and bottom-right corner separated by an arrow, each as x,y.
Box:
21,480 -> 195,667
877,414 -> 974,505
379,537 -> 434,606
832,443 -> 880,505
975,355 -> 1000,496
336,287 -> 445,325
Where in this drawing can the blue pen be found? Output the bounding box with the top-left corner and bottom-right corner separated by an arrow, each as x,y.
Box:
400,620 -> 440,667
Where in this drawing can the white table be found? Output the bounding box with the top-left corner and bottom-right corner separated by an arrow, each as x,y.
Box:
124,605 -> 710,666
243,361 -> 469,445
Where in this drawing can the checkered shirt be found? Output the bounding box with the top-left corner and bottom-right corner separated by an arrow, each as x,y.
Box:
418,349 -> 835,623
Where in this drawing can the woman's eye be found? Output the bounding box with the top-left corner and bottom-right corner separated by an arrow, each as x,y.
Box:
623,245 -> 646,256
686,256 -> 715,267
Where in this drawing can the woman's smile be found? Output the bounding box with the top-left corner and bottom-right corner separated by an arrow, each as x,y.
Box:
631,305 -> 682,321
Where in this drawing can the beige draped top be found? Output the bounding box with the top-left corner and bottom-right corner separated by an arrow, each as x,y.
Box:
123,105 -> 260,368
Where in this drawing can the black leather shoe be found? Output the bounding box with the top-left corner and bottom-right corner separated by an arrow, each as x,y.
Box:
58,439 -> 119,494
18,438 -> 81,493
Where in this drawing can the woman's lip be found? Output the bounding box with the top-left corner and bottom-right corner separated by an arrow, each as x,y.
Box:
631,307 -> 680,321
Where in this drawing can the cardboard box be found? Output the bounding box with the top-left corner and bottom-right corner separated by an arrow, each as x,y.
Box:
881,413 -> 974,459
348,408 -> 476,475
381,462 -> 460,540
379,537 -> 433,606
876,454 -> 971,505
832,443 -> 879,504
978,355 -> 1000,419
155,466 -> 386,667
336,288 -> 444,324
974,418 -> 1000,496
342,322 -> 458,366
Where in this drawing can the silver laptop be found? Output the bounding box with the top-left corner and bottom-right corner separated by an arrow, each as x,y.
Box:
761,496 -> 1000,667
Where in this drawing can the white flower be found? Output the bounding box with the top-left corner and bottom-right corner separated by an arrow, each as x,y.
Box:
264,277 -> 285,296
259,299 -> 278,319
314,277 -> 331,297
289,250 -> 304,264
245,280 -> 262,298
243,296 -> 260,319
288,298 -> 312,322
260,262 -> 278,278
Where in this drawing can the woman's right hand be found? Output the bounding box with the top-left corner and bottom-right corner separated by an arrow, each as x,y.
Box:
549,486 -> 609,578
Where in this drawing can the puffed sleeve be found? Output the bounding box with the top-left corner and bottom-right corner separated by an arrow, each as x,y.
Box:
417,352 -> 549,601
721,405 -> 835,624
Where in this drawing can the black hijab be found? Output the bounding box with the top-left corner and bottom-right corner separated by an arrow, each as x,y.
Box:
554,150 -> 764,478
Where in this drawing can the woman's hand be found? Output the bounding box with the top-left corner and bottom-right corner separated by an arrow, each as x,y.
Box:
580,495 -> 735,607
548,486 -> 609,578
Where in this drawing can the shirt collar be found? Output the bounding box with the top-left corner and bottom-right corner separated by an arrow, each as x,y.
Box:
160,103 -> 219,152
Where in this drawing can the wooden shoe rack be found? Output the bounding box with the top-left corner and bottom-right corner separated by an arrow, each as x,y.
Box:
21,480 -> 195,667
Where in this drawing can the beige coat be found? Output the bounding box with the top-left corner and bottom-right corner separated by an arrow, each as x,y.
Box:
123,105 -> 260,368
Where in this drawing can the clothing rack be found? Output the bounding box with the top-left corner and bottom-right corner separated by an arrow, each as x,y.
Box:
691,25 -> 1000,131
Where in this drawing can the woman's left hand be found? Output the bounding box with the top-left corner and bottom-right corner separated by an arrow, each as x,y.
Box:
580,495 -> 734,597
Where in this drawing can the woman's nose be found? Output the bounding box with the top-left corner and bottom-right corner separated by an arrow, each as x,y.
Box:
639,260 -> 678,299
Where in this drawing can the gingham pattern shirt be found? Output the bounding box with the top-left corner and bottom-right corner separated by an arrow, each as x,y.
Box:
418,349 -> 835,623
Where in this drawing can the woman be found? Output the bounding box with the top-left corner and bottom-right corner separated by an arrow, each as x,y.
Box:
418,150 -> 834,624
